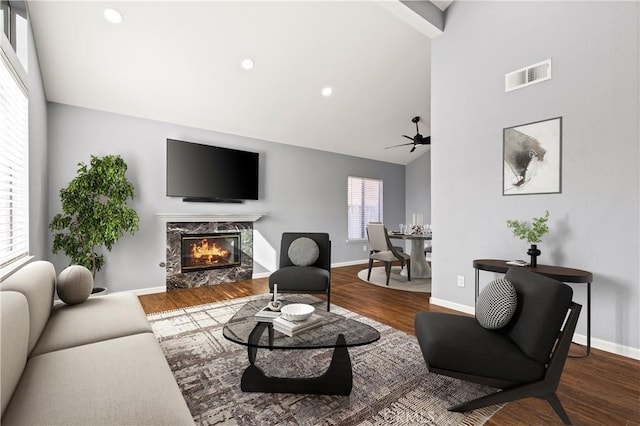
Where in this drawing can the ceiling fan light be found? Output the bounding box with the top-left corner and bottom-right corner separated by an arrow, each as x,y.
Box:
384,116 -> 430,152
103,8 -> 123,24
241,58 -> 254,70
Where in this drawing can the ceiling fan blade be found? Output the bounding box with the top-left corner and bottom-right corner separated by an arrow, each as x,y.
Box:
402,135 -> 414,141
410,146 -> 416,153
385,142 -> 415,149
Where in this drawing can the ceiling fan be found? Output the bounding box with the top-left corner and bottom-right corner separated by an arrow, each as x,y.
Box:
385,116 -> 431,152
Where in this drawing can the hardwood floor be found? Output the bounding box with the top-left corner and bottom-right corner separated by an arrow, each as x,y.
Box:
139,263 -> 640,426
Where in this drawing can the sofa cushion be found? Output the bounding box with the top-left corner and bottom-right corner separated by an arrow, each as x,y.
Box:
0,261 -> 55,355
31,292 -> 152,357
56,265 -> 93,305
1,332 -> 194,425
1,292 -> 29,417
288,237 -> 320,266
475,278 -> 517,329
415,311 -> 545,383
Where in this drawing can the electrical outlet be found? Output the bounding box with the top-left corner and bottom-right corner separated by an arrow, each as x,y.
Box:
457,275 -> 465,287
363,244 -> 368,251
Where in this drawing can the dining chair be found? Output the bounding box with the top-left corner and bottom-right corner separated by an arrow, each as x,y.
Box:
368,222 -> 404,253
366,223 -> 411,286
424,245 -> 432,265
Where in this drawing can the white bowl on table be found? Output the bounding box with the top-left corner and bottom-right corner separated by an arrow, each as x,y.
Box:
280,303 -> 315,321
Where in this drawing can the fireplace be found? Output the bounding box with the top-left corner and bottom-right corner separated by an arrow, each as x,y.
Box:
180,233 -> 241,273
161,214 -> 264,291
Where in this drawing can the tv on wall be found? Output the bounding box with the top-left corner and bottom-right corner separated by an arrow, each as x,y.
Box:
166,139 -> 259,202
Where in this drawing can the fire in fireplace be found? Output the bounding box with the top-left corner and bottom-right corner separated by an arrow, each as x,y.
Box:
180,233 -> 241,272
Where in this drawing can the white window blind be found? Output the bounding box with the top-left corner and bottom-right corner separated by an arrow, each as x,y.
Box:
347,176 -> 383,240
0,49 -> 28,269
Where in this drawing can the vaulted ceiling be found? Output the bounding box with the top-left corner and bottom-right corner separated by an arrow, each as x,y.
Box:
29,1 -> 449,165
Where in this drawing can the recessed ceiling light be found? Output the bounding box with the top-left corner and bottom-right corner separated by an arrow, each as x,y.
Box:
103,8 -> 123,24
321,87 -> 333,97
241,59 -> 254,70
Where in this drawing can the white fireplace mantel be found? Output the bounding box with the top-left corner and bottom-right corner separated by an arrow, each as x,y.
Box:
157,213 -> 265,223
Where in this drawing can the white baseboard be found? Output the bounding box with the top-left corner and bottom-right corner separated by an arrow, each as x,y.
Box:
429,297 -> 475,315
252,271 -> 270,279
570,333 -> 640,360
430,298 -> 640,360
333,259 -> 370,267
128,286 -> 166,296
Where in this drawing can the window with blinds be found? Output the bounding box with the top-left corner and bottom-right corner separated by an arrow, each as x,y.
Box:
347,176 -> 383,241
0,47 -> 29,269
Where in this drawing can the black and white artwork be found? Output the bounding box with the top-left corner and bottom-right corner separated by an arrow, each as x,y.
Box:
503,117 -> 562,195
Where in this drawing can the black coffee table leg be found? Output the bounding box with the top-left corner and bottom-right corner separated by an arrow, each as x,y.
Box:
247,322 -> 271,364
241,333 -> 353,395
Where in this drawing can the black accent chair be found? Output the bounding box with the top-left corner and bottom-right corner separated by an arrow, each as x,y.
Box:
414,267 -> 581,424
268,233 -> 331,311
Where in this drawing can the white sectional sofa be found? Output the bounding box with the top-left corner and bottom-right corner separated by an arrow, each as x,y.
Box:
0,260 -> 194,425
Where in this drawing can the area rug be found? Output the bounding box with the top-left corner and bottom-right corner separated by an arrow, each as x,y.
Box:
147,295 -> 500,425
357,267 -> 431,293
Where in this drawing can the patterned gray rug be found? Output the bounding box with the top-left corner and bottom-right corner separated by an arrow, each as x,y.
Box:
147,295 -> 500,425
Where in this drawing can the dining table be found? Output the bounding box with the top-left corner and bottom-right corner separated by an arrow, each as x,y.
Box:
388,232 -> 432,278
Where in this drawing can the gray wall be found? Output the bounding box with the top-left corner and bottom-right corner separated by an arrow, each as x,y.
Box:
406,150 -> 431,226
28,14 -> 48,260
46,103 -> 406,292
404,150 -> 431,255
431,1 -> 639,354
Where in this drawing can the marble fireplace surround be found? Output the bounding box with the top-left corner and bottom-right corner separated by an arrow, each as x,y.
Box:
158,213 -> 264,291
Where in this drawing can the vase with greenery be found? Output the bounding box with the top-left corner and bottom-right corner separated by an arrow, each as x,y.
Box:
50,155 -> 140,290
506,210 -> 550,267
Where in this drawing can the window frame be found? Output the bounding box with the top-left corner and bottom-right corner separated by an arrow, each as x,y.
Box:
347,176 -> 383,242
0,14 -> 30,280
1,1 -> 27,69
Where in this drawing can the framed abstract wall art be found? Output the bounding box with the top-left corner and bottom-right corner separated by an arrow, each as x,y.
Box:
503,116 -> 562,195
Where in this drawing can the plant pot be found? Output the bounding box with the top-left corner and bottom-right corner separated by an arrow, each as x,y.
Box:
90,287 -> 108,297
527,244 -> 541,267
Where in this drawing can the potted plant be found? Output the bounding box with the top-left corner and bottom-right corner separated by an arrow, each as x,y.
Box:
506,210 -> 550,267
49,155 -> 140,293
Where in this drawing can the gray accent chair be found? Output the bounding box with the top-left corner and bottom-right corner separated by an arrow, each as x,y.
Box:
268,232 -> 331,311
414,267 -> 581,424
366,223 -> 411,286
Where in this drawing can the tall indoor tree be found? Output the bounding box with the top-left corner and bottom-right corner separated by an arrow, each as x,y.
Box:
50,155 -> 139,287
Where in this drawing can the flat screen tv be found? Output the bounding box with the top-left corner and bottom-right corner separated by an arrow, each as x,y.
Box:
166,139 -> 259,202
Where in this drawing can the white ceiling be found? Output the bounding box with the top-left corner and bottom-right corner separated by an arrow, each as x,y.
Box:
28,1 -> 444,165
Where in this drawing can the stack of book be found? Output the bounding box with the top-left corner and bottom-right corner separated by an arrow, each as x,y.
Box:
272,314 -> 323,337
253,305 -> 282,322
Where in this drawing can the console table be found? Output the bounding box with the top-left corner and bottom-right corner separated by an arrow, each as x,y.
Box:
473,259 -> 593,357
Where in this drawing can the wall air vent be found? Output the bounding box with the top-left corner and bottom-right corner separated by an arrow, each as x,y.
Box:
505,59 -> 551,92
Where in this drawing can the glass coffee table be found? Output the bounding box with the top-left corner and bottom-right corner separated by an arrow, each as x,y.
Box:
222,296 -> 380,395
